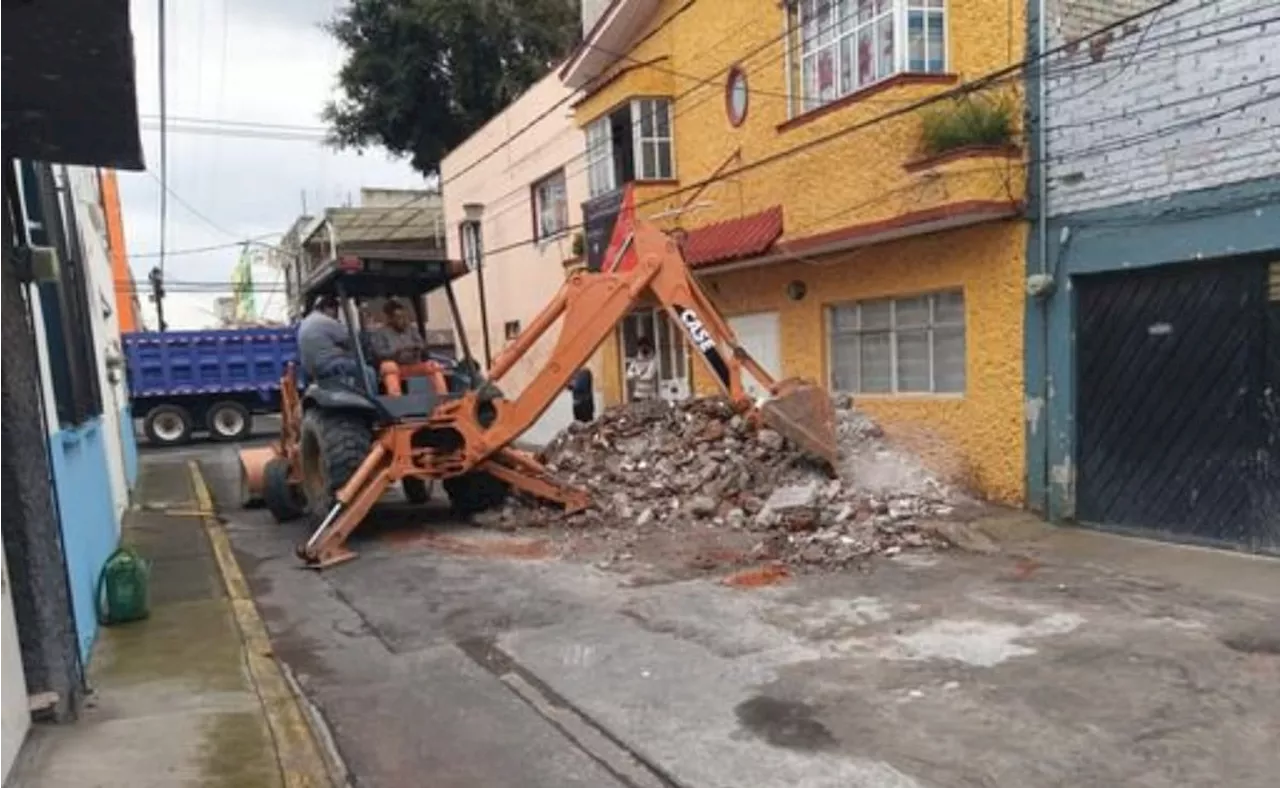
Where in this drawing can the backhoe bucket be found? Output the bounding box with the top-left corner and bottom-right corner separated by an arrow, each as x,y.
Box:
238,446 -> 276,507
760,379 -> 839,468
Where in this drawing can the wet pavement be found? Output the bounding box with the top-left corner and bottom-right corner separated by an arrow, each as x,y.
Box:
11,460 -> 285,788
185,441 -> 1280,788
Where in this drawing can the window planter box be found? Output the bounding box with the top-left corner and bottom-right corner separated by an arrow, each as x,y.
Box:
903,143 -> 1022,173
777,73 -> 958,133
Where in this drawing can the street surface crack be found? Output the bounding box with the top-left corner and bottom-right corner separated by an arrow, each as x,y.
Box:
456,636 -> 687,788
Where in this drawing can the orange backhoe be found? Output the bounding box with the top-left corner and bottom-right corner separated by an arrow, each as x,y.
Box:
240,186 -> 838,569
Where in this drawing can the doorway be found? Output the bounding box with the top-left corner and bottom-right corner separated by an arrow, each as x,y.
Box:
621,308 -> 689,401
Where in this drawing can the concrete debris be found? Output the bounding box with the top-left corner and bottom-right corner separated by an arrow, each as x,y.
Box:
491,396 -> 981,570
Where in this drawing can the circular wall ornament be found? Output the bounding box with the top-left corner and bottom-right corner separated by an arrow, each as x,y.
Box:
786,280 -> 807,302
726,66 -> 748,127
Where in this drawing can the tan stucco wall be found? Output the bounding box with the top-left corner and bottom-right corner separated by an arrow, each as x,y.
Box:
441,70 -> 604,403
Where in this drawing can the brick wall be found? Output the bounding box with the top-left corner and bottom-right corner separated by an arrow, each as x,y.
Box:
1045,0 -> 1280,216
1049,0 -> 1157,45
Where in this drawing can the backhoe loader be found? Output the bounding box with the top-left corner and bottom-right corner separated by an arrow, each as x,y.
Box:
241,186 -> 839,569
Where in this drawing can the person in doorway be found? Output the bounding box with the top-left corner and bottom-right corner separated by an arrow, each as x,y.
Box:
569,367 -> 595,423
297,295 -> 377,392
371,299 -> 427,365
626,337 -> 659,401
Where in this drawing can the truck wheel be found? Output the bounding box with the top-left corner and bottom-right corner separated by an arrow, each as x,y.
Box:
443,472 -> 509,518
299,410 -> 373,517
144,404 -> 193,446
262,457 -> 306,522
207,400 -> 252,442
402,477 -> 434,504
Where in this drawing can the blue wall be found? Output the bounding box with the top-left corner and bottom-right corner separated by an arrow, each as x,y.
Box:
47,417 -> 119,660
1024,177 -> 1280,520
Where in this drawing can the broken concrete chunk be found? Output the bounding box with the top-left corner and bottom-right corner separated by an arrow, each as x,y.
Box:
762,481 -> 819,514
685,495 -> 718,517
756,428 -> 785,452
498,393 -> 976,569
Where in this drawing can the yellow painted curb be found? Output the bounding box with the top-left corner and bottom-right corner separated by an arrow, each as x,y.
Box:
189,461 -> 337,788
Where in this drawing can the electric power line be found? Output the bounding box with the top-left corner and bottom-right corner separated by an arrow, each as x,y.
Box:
130,233 -> 282,259
439,0 -> 703,190
468,0 -> 1227,262
455,0 -> 1234,231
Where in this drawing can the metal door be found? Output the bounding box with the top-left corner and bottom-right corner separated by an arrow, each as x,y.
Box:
1075,258 -> 1278,551
729,312 -> 781,400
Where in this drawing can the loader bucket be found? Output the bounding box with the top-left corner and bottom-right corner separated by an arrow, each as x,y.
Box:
238,446 -> 276,508
760,379 -> 839,468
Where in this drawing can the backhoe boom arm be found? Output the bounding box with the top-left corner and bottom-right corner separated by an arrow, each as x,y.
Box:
451,217 -> 780,469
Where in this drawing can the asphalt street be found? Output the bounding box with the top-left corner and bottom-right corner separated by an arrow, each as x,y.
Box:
149,438 -> 1280,788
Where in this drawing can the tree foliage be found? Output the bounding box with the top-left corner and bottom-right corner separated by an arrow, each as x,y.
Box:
323,0 -> 581,176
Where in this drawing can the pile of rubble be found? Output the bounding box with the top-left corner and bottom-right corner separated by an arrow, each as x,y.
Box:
488,396 -> 977,568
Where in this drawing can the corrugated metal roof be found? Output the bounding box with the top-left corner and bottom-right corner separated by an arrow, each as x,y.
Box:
682,206 -> 784,269
319,201 -> 446,246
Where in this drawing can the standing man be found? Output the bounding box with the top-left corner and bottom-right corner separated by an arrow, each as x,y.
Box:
626,337 -> 660,401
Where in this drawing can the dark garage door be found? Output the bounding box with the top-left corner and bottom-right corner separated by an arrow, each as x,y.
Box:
1076,258 -> 1279,552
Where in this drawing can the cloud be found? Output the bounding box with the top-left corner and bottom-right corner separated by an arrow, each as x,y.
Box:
122,0 -> 425,330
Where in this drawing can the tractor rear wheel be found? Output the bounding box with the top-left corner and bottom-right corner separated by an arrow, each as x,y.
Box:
299,410 -> 373,518
443,472 -> 509,519
262,457 -> 306,522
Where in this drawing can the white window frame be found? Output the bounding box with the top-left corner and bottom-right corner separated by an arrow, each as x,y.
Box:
827,289 -> 965,395
460,219 -> 482,272
789,0 -> 948,116
585,97 -> 676,197
631,98 -> 675,181
532,169 -> 569,241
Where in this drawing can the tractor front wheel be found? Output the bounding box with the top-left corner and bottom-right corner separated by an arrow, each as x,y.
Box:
443,472 -> 509,519
262,457 -> 306,522
299,410 -> 373,518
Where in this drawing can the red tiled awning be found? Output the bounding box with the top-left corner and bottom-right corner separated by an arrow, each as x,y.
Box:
681,206 -> 784,269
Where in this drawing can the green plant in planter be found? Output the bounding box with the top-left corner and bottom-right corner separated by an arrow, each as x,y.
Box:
571,231 -> 585,258
920,96 -> 1014,157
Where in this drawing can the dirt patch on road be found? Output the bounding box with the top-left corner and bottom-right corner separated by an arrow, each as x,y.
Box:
380,529 -> 554,561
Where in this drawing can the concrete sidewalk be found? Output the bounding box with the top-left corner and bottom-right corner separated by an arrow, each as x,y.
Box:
11,459 -> 333,788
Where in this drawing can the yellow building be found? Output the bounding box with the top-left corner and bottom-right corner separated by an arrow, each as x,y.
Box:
562,0 -> 1028,503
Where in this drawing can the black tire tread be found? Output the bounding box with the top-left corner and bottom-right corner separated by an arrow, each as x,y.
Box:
263,457 -> 306,522
144,404 -> 193,446
443,472 -> 509,517
207,400 -> 252,442
300,410 -> 373,516
402,477 -> 433,504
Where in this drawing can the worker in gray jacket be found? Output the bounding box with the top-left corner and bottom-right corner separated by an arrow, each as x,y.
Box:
297,295 -> 377,392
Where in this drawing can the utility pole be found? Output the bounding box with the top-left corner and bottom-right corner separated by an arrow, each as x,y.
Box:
148,266 -> 167,331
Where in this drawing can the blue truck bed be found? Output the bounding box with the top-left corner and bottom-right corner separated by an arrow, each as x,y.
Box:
123,327 -> 301,445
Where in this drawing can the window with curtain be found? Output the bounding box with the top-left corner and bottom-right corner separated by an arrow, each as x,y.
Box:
791,0 -> 947,114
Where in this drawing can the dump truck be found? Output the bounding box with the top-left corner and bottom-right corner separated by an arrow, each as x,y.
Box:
123,326 -> 303,446
240,186 -> 839,569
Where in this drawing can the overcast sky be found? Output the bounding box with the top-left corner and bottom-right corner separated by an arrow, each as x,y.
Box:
123,0 -> 426,329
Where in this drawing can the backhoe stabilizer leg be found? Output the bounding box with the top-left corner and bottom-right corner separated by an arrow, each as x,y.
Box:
480,458 -> 591,513
298,467 -> 394,569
